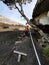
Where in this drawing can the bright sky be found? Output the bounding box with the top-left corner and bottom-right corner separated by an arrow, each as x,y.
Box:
0,0 -> 37,25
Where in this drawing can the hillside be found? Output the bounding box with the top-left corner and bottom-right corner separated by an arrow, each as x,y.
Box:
0,15 -> 21,25
0,15 -> 25,32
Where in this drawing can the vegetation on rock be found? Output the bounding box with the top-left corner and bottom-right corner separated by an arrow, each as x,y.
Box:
43,46 -> 49,58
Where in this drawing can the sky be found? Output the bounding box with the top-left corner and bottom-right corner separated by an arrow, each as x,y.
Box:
0,0 -> 37,25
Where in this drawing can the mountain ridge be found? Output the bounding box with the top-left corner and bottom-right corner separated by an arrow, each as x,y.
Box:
0,15 -> 23,25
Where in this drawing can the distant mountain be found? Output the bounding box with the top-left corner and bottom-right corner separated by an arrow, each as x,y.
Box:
0,15 -> 22,25
0,15 -> 25,31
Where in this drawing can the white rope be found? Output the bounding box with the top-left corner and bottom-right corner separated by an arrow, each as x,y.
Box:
29,28 -> 41,65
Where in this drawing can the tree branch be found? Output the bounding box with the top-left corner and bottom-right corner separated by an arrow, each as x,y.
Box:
15,5 -> 29,22
14,0 -> 49,42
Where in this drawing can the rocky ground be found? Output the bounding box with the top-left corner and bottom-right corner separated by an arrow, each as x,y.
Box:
0,30 -> 48,65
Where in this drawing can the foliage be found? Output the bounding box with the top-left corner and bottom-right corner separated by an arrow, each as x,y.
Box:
43,45 -> 49,58
2,0 -> 32,5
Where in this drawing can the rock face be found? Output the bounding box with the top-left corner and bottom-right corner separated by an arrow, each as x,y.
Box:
37,24 -> 49,34
31,0 -> 49,34
37,0 -> 43,3
32,0 -> 49,18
